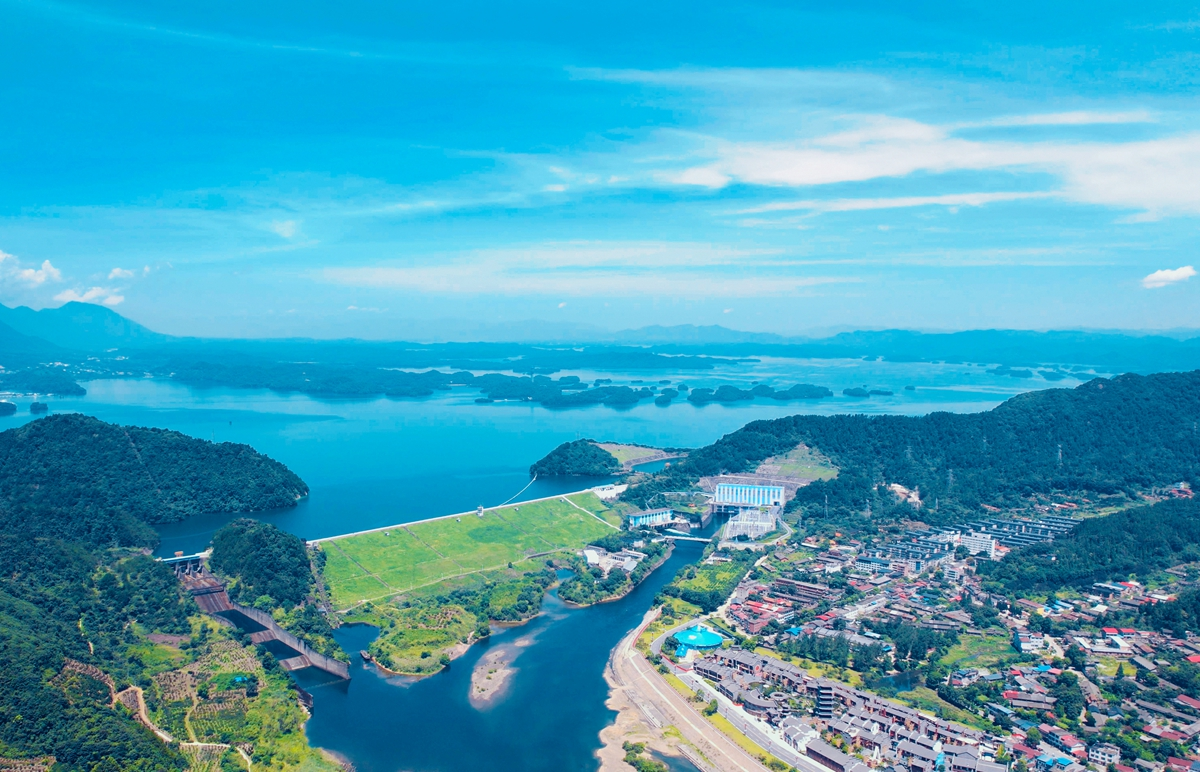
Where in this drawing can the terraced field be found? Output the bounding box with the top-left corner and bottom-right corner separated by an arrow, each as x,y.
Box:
319,492 -> 618,608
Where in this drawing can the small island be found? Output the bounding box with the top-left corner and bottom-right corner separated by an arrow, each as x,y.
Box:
687,382 -> 833,404
0,367 -> 87,396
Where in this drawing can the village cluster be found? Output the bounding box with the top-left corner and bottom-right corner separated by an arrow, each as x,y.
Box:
623,482 -> 1200,772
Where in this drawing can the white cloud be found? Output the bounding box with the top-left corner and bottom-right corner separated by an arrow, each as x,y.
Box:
19,260 -> 62,286
1142,265 -> 1196,289
268,219 -> 300,238
0,251 -> 63,287
320,240 -> 852,297
736,191 -> 1053,215
54,286 -> 125,306
669,167 -> 730,188
108,267 -> 135,279
668,116 -> 1200,219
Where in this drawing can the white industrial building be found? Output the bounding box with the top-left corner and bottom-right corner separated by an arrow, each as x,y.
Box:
714,483 -> 785,508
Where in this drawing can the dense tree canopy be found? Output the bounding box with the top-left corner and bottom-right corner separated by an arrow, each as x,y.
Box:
0,414 -> 309,546
529,439 -> 621,477
211,519 -> 314,608
0,367 -> 86,395
0,414 -> 312,769
1142,587 -> 1200,637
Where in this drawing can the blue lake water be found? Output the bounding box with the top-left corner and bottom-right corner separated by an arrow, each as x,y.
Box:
0,358 -> 1088,771
0,359 -> 1079,556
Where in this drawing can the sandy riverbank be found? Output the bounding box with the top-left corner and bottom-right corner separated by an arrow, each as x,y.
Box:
596,607 -> 696,771
597,659 -> 692,771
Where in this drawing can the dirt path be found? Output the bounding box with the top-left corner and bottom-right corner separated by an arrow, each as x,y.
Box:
561,495 -> 620,530
115,686 -> 175,743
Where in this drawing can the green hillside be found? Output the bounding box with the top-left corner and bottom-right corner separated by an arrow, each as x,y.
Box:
0,414 -> 308,545
0,416 -> 325,770
625,370 -> 1200,524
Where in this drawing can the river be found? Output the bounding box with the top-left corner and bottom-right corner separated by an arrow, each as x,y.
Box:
0,359 -> 1087,771
292,546 -> 707,772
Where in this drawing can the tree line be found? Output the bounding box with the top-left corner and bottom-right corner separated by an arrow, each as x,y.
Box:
978,498 -> 1200,592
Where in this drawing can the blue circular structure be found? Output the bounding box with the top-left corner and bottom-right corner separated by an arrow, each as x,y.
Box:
674,624 -> 724,656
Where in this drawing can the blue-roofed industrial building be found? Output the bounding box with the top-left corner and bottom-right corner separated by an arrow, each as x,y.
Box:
714,483 -> 784,508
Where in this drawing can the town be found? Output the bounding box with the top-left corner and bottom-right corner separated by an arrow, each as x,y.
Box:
619,480 -> 1200,772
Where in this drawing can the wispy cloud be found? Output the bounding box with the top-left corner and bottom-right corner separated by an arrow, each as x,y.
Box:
1142,265 -> 1196,289
108,267 -> 135,279
665,116 -> 1200,219
268,219 -> 300,238
964,110 -> 1155,127
735,191 -> 1054,216
320,241 -> 854,297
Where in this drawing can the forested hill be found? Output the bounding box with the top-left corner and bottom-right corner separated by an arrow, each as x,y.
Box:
624,370 -> 1200,524
0,414 -> 308,545
529,439 -> 621,477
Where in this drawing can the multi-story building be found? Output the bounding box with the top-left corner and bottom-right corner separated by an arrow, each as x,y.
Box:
1088,744 -> 1121,766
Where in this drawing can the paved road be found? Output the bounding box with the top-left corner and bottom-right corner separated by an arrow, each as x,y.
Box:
609,620 -> 772,772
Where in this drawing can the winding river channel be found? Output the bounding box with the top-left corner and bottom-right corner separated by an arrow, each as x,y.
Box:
0,359 -> 1085,771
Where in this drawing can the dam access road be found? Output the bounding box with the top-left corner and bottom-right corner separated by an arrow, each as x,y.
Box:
606,609 -> 772,772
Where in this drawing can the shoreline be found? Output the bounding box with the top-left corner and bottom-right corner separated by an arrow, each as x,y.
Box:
361,598 -> 550,678
596,606 -> 691,771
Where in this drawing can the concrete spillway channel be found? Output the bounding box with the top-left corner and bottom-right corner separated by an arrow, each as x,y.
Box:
169,556 -> 351,682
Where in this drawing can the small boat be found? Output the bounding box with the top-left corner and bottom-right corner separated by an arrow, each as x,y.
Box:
359,650 -> 373,662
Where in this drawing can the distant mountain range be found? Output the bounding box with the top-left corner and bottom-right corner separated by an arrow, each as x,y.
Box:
0,302 -> 168,354
2,301 -> 1200,374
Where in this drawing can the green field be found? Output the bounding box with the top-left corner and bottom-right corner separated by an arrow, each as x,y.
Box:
756,443 -> 837,481
939,632 -> 1017,670
320,492 -> 618,609
677,560 -> 750,593
597,442 -> 662,465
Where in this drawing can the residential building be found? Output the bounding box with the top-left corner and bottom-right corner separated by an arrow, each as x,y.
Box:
1089,745 -> 1121,766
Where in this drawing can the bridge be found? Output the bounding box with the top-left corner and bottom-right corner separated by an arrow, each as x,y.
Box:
164,553 -> 350,681
661,529 -> 711,543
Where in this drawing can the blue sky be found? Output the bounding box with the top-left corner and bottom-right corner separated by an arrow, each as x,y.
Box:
1,0 -> 1199,339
